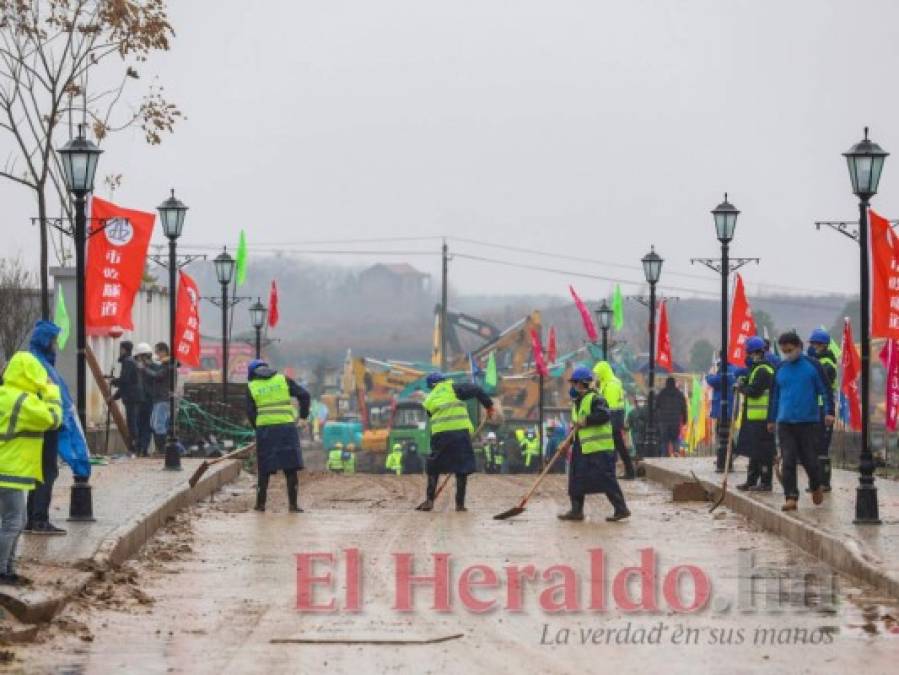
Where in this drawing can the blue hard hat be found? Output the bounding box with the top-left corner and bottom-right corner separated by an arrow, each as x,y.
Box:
247,359 -> 267,377
569,366 -> 594,383
426,371 -> 446,388
745,336 -> 766,354
808,328 -> 830,345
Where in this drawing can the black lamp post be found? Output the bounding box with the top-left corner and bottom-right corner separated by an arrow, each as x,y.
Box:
596,299 -> 613,361
642,246 -> 663,458
57,125 -> 102,436
249,298 -> 267,359
157,190 -> 188,471
844,127 -> 888,524
213,248 -> 236,407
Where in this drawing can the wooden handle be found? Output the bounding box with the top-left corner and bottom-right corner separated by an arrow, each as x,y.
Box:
517,427 -> 576,507
85,344 -> 131,448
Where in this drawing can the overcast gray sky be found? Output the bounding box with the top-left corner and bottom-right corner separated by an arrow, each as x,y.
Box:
4,0 -> 899,299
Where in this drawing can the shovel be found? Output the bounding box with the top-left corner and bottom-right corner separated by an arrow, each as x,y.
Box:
709,390 -> 742,513
493,427 -> 576,520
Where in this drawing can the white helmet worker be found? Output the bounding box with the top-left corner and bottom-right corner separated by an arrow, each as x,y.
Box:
133,342 -> 153,357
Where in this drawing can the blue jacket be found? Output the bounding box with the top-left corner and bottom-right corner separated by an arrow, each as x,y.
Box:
768,355 -> 834,424
29,320 -> 91,478
706,364 -> 737,420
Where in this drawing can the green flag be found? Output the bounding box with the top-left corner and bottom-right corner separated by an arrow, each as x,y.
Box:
54,289 -> 70,350
689,375 -> 702,422
612,284 -> 624,331
235,229 -> 248,286
485,351 -> 497,390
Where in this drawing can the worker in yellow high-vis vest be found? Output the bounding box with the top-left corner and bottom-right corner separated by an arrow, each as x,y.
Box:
0,352 -> 62,586
559,366 -> 630,522
735,337 -> 777,492
247,359 -> 310,513
415,372 -> 495,512
593,361 -> 637,479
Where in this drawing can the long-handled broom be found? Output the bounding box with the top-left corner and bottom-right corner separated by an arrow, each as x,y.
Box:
493,427 -> 576,520
415,415 -> 492,510
709,390 -> 742,513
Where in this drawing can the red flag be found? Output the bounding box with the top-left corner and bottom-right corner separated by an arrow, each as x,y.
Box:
569,285 -> 598,342
727,273 -> 756,366
529,328 -> 549,377
880,340 -> 899,431
173,271 -> 201,368
547,326 -> 558,364
870,209 -> 899,339
268,280 -> 279,328
841,318 -> 862,431
656,300 -> 673,372
86,197 -> 154,333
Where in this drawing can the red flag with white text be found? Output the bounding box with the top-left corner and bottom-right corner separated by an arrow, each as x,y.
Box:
869,209 -> 899,339
841,318 -> 862,431
86,197 -> 154,333
656,300 -> 673,372
879,339 -> 899,431
728,274 -> 756,366
174,271 -> 201,367
268,280 -> 279,328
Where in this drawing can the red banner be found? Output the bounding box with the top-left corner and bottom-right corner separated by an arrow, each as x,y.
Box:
841,318 -> 862,431
86,197 -> 155,332
268,280 -> 279,328
529,328 -> 549,377
728,273 -> 756,366
880,339 -> 899,432
656,300 -> 672,372
569,285 -> 598,342
870,209 -> 899,339
174,271 -> 201,368
547,326 -> 558,364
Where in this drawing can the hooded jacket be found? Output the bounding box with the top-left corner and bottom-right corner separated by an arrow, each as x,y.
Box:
29,320 -> 91,478
593,361 -> 624,410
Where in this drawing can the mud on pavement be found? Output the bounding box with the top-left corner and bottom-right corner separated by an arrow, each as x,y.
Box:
7,473 -> 899,674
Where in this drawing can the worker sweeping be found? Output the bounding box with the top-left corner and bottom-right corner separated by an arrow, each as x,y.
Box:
385,442 -> 404,475
415,372 -> 495,512
246,359 -> 310,513
559,367 -> 630,522
593,361 -> 637,479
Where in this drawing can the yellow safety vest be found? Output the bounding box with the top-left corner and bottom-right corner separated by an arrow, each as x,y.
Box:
818,355 -> 838,392
327,449 -> 344,470
601,378 -> 625,411
248,374 -> 297,427
424,381 -> 473,435
521,437 -> 540,466
386,450 -> 403,475
571,392 -> 615,455
0,353 -> 62,491
745,363 -> 775,422
343,452 -> 356,474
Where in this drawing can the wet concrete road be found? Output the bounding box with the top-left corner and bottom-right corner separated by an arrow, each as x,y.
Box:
16,473 -> 899,674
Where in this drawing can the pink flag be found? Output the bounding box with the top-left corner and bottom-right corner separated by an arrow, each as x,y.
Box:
880,339 -> 899,431
530,329 -> 549,377
547,326 -> 558,364
656,300 -> 673,372
569,285 -> 598,342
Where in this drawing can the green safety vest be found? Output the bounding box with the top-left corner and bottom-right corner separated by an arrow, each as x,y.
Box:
248,374 -> 297,427
818,355 -> 838,392
521,437 -> 540,466
385,450 -> 403,475
571,392 -> 615,455
745,363 -> 774,421
601,377 -> 626,412
327,449 -> 345,470
343,453 -> 356,474
424,381 -> 473,435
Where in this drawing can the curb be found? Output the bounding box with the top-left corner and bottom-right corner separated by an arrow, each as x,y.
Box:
642,462 -> 899,600
0,460 -> 242,625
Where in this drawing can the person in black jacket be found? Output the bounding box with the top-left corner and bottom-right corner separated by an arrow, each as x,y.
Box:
735,337 -> 777,491
111,341 -> 142,454
656,377 -> 687,457
144,342 -> 174,455
807,329 -> 838,491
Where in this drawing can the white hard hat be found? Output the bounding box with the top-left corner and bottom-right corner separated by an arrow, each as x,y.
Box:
133,342 -> 153,357
487,431 -> 497,440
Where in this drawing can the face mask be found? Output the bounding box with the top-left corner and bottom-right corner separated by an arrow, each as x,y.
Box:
569,386 -> 579,399
782,350 -> 800,362
750,352 -> 764,364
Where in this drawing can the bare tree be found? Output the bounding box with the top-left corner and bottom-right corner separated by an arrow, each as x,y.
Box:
0,256 -> 40,362
0,0 -> 182,319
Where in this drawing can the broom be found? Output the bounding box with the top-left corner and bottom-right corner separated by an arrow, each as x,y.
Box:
415,415 -> 492,510
493,426 -> 576,520
188,441 -> 256,488
709,390 -> 742,513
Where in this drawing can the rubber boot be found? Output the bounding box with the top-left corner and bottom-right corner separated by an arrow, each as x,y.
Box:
255,473 -> 269,512
605,487 -> 631,522
415,474 -> 439,511
558,495 -> 585,521
453,473 -> 468,511
820,457 -> 832,492
286,471 -> 302,513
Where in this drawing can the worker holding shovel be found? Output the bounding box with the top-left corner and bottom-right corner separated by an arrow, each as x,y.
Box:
414,372 -> 495,513
558,367 -> 630,522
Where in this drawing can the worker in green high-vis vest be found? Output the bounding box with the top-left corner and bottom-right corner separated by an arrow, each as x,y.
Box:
559,367 -> 630,522
414,372 -> 495,513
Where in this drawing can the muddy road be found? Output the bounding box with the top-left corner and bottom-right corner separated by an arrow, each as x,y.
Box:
10,473 -> 899,674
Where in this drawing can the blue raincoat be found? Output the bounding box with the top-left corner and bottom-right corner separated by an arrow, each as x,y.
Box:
29,320 -> 91,478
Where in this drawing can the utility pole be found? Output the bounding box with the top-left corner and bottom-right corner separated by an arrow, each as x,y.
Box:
441,238 -> 448,371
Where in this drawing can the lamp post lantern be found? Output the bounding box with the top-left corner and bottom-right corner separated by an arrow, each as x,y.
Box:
213,248 -> 236,408
642,246 -> 663,458
596,299 -> 613,361
844,127 -> 888,524
156,190 -> 189,471
249,298 -> 267,359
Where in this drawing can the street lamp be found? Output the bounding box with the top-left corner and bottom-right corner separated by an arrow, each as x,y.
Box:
157,190 -> 189,471
249,298 -> 267,359
213,248 -> 236,407
642,246 -> 663,458
844,127 -> 888,524
595,299 -> 613,360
